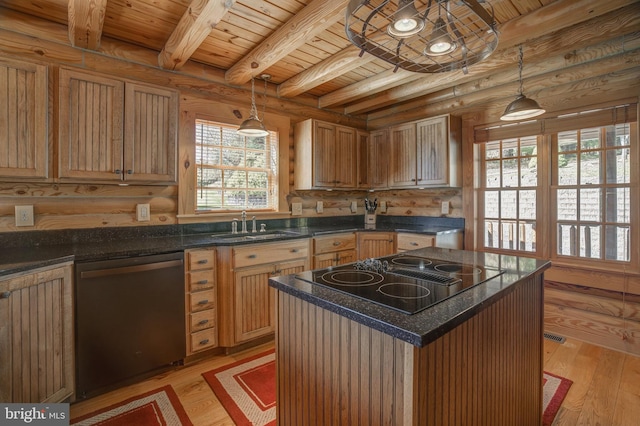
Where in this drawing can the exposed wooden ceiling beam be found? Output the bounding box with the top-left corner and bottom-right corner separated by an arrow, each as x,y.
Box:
67,0 -> 107,50
318,0 -> 638,110
347,2 -> 640,115
224,0 -> 348,86
158,0 -> 236,70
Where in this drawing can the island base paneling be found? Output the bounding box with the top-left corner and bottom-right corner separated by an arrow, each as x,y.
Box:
275,274 -> 543,425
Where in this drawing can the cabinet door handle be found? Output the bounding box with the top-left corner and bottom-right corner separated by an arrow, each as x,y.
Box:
127,169 -> 133,174
0,291 -> 10,299
198,319 -> 209,325
197,259 -> 208,264
197,279 -> 209,285
115,169 -> 122,175
197,299 -> 209,305
199,339 -> 210,345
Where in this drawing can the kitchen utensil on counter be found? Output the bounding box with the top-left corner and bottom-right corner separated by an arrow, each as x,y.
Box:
365,198 -> 377,229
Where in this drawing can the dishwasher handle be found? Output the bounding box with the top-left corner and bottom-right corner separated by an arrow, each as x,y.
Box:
80,259 -> 183,279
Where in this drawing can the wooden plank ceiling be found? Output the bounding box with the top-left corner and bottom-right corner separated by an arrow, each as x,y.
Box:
0,0 -> 638,125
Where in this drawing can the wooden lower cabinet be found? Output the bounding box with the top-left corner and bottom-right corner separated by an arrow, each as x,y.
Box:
313,232 -> 357,268
396,232 -> 435,252
0,262 -> 74,403
218,239 -> 310,347
357,231 -> 395,258
184,248 -> 217,355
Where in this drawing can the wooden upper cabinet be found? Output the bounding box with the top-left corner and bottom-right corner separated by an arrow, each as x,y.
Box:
0,57 -> 48,179
389,114 -> 461,188
58,68 -> 178,184
294,118 -> 358,189
369,129 -> 389,189
357,130 -> 369,188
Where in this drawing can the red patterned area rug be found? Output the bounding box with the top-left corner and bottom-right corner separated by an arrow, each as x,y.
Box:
71,385 -> 192,426
543,371 -> 573,426
203,349 -> 276,426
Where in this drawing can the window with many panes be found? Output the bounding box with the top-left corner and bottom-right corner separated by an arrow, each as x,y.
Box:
477,103 -> 636,268
553,124 -> 631,261
195,119 -> 278,211
482,136 -> 540,253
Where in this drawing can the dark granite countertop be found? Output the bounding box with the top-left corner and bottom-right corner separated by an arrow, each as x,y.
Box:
0,216 -> 464,277
268,247 -> 550,348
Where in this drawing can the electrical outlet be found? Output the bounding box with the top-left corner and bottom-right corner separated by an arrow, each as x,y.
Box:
350,201 -> 357,213
15,205 -> 34,227
291,202 -> 303,216
136,203 -> 150,221
380,201 -> 387,213
441,201 -> 450,215
316,201 -> 323,213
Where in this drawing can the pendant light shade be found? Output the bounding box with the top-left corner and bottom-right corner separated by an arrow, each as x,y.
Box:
387,0 -> 425,38
425,17 -> 457,56
237,76 -> 269,137
501,46 -> 545,121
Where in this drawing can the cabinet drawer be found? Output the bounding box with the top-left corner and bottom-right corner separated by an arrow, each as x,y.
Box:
397,233 -> 435,251
190,328 -> 217,353
187,270 -> 215,292
190,309 -> 215,333
233,239 -> 309,268
189,289 -> 215,312
186,249 -> 215,271
313,233 -> 356,254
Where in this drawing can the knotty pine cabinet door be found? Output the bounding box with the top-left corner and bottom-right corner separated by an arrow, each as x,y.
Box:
417,116 -> 450,186
357,232 -> 395,259
389,122 -> 417,187
0,57 -> 48,179
0,263 -> 74,403
58,68 -> 178,184
368,129 -> 389,189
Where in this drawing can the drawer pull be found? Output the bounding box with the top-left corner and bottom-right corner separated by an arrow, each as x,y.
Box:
199,339 -> 210,345
198,319 -> 209,325
197,299 -> 209,305
0,291 -> 10,299
333,242 -> 341,246
291,249 -> 299,253
197,279 -> 209,285
411,242 -> 419,246
197,259 -> 208,264
248,254 -> 257,259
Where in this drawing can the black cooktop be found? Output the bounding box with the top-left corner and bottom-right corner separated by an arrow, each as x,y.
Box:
296,254 -> 505,315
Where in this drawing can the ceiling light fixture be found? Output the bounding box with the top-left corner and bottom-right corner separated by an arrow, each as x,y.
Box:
237,74 -> 270,137
500,46 -> 545,121
345,0 -> 498,74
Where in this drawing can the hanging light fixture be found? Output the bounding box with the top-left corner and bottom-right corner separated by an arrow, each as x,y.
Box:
387,0 -> 425,38
345,0 -> 498,74
500,46 -> 545,121
237,75 -> 269,137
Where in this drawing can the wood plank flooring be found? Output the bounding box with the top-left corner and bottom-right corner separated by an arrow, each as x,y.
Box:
70,337 -> 639,425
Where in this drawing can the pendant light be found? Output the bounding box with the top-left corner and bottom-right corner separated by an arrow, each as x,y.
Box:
424,2 -> 456,56
387,0 -> 425,38
500,46 -> 545,121
237,75 -> 269,137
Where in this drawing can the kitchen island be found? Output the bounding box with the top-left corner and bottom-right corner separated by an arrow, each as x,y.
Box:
268,247 -> 550,425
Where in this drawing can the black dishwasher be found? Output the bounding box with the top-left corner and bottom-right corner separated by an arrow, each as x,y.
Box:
75,251 -> 186,399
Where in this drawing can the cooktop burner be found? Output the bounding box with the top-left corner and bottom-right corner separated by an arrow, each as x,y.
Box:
296,254 -> 505,315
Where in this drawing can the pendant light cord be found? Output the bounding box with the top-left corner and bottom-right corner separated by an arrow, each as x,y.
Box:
249,77 -> 259,119
518,45 -> 524,96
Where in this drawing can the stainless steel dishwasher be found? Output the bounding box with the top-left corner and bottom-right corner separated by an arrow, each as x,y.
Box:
74,251 -> 186,399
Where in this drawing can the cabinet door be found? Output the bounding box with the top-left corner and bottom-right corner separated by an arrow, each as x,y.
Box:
337,249 -> 357,265
124,83 -> 178,183
357,131 -> 369,188
312,121 -> 336,187
389,123 -> 417,187
358,232 -> 395,259
334,125 -> 357,188
58,68 -> 124,181
369,129 -> 389,188
234,264 -> 276,343
0,264 -> 73,403
417,116 -> 448,185
0,57 -> 48,179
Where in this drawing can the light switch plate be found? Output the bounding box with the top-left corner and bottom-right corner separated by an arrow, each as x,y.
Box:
291,202 -> 303,216
380,201 -> 387,213
136,203 -> 150,221
15,205 -> 34,227
441,201 -> 450,215
350,201 -> 357,213
316,201 -> 323,213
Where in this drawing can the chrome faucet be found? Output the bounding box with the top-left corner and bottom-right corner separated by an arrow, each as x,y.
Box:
252,216 -> 257,233
241,211 -> 248,233
231,218 -> 238,234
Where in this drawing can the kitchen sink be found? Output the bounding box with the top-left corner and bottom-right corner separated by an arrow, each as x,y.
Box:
211,230 -> 304,243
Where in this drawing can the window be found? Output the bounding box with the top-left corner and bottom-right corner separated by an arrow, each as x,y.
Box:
477,103 -> 636,268
553,124 -> 631,261
482,136 -> 539,253
195,119 -> 278,211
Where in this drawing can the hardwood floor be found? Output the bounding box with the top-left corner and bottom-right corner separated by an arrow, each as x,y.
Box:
70,338 -> 639,425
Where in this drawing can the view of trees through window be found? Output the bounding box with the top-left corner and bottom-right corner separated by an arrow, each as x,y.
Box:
195,119 -> 278,211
